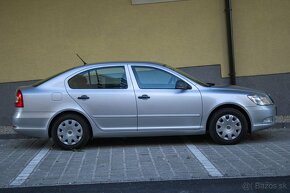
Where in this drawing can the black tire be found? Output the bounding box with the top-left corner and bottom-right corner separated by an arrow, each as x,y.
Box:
51,113 -> 91,150
208,108 -> 248,145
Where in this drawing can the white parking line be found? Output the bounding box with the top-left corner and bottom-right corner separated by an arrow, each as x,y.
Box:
184,140 -> 223,177
10,141 -> 51,186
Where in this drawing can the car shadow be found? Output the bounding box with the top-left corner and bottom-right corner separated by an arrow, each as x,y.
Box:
87,135 -> 209,148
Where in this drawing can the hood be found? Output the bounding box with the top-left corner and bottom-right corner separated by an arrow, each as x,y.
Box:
208,85 -> 267,95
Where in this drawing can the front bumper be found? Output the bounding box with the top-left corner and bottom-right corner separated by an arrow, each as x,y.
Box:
246,104 -> 276,132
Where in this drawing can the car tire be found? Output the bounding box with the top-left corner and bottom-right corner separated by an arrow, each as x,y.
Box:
208,108 -> 248,145
51,114 -> 91,150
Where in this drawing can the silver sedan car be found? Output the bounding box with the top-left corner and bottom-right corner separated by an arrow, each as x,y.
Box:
13,62 -> 276,149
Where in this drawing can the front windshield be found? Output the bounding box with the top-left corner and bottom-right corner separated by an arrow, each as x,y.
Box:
165,64 -> 210,87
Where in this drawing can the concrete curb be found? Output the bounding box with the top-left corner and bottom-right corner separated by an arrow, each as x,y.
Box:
0,126 -> 32,139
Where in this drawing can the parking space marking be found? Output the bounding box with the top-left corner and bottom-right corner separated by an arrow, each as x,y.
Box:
184,141 -> 223,177
10,141 -> 51,186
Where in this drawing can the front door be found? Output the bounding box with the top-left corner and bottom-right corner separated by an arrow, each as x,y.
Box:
131,66 -> 202,130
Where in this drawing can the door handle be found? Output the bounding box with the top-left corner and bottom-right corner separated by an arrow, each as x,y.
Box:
138,94 -> 150,100
77,95 -> 90,100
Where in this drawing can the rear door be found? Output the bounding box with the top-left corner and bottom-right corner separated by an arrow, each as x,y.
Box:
66,65 -> 137,131
130,65 -> 202,131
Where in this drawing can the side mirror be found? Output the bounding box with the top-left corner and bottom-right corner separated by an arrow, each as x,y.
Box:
175,80 -> 191,90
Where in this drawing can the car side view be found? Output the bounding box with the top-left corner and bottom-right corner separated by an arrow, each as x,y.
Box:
13,62 -> 276,150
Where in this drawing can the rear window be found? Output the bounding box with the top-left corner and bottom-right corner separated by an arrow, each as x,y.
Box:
68,66 -> 127,89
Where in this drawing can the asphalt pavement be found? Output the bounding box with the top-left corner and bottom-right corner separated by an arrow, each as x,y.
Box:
0,176 -> 289,193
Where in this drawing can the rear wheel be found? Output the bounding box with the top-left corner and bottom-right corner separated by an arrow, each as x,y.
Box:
209,108 -> 248,145
51,114 -> 90,150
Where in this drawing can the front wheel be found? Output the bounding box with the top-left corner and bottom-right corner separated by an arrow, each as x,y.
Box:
51,114 -> 91,150
208,108 -> 248,145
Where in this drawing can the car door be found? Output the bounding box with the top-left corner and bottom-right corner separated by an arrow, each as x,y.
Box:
66,65 -> 137,131
130,65 -> 202,130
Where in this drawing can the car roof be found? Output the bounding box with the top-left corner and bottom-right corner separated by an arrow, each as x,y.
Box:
84,61 -> 166,67
33,61 -> 168,87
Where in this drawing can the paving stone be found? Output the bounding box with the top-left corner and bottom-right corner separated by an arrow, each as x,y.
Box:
1,128 -> 290,188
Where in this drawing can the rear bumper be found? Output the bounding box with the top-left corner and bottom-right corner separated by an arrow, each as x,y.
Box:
247,105 -> 276,132
13,109 -> 51,138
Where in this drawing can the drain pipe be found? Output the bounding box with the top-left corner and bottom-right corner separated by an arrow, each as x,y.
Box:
225,0 -> 236,85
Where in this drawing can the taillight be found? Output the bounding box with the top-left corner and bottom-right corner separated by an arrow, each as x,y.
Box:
15,90 -> 24,108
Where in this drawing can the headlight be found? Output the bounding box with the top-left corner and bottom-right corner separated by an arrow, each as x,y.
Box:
248,95 -> 273,106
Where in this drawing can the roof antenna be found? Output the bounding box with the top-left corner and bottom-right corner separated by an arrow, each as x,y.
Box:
76,53 -> 87,65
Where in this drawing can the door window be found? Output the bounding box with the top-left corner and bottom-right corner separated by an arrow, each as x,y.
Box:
132,66 -> 180,89
68,66 -> 127,89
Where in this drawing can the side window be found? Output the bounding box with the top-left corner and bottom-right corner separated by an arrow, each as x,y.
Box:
132,66 -> 180,89
68,66 -> 127,89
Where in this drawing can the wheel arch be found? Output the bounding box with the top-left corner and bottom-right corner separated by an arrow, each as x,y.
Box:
206,104 -> 252,134
48,110 -> 93,138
